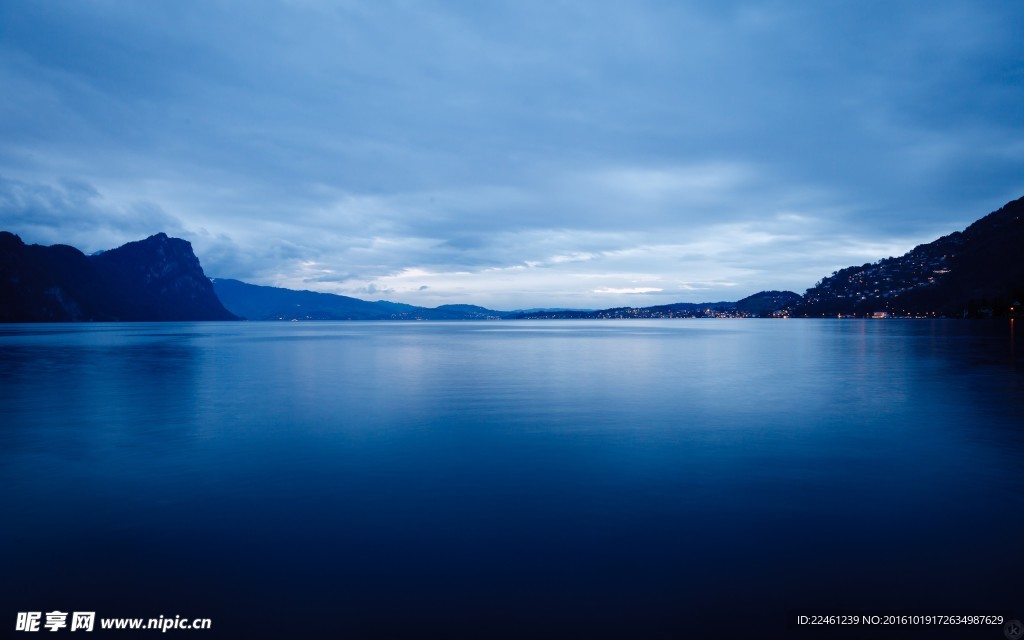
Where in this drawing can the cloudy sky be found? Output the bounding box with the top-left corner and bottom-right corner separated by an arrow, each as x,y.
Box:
1,1 -> 1022,309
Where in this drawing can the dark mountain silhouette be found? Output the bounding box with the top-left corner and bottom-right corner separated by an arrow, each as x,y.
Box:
735,290 -> 804,316
795,196 -> 1024,317
0,232 -> 236,322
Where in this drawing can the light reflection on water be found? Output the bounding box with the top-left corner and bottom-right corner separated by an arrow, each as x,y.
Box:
1,320 -> 1022,638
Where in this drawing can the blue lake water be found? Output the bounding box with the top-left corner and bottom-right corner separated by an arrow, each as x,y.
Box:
1,319 -> 1023,638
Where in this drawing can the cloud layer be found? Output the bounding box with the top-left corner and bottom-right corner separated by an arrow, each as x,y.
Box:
1,1 -> 1022,309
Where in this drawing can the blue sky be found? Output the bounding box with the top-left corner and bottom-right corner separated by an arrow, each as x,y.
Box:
1,1 -> 1022,309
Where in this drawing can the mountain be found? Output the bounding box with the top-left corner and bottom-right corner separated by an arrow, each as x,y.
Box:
427,304 -> 506,320
735,290 -> 804,316
795,196 -> 1024,317
212,279 -> 508,320
0,232 -> 237,322
212,278 -> 417,320
509,290 -> 800,319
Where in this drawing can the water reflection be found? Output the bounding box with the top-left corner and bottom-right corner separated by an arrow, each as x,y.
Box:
0,320 -> 1021,638
0,341 -> 201,458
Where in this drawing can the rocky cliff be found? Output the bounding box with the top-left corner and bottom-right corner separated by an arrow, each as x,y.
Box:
0,232 -> 237,322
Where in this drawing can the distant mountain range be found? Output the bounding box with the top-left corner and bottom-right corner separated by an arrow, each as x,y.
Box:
2,196 -> 1021,322
507,290 -> 802,319
211,279 -> 800,321
212,278 -> 505,320
0,232 -> 235,321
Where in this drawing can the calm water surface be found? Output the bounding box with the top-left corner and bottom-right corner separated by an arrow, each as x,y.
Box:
1,320 -> 1022,638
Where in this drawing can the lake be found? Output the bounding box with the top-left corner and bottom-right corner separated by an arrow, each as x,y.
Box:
1,319 -> 1022,638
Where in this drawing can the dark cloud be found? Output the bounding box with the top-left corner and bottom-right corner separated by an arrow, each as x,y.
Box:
0,175 -> 186,251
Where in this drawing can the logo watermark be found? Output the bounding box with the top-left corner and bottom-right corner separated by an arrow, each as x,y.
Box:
15,612 -> 211,633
